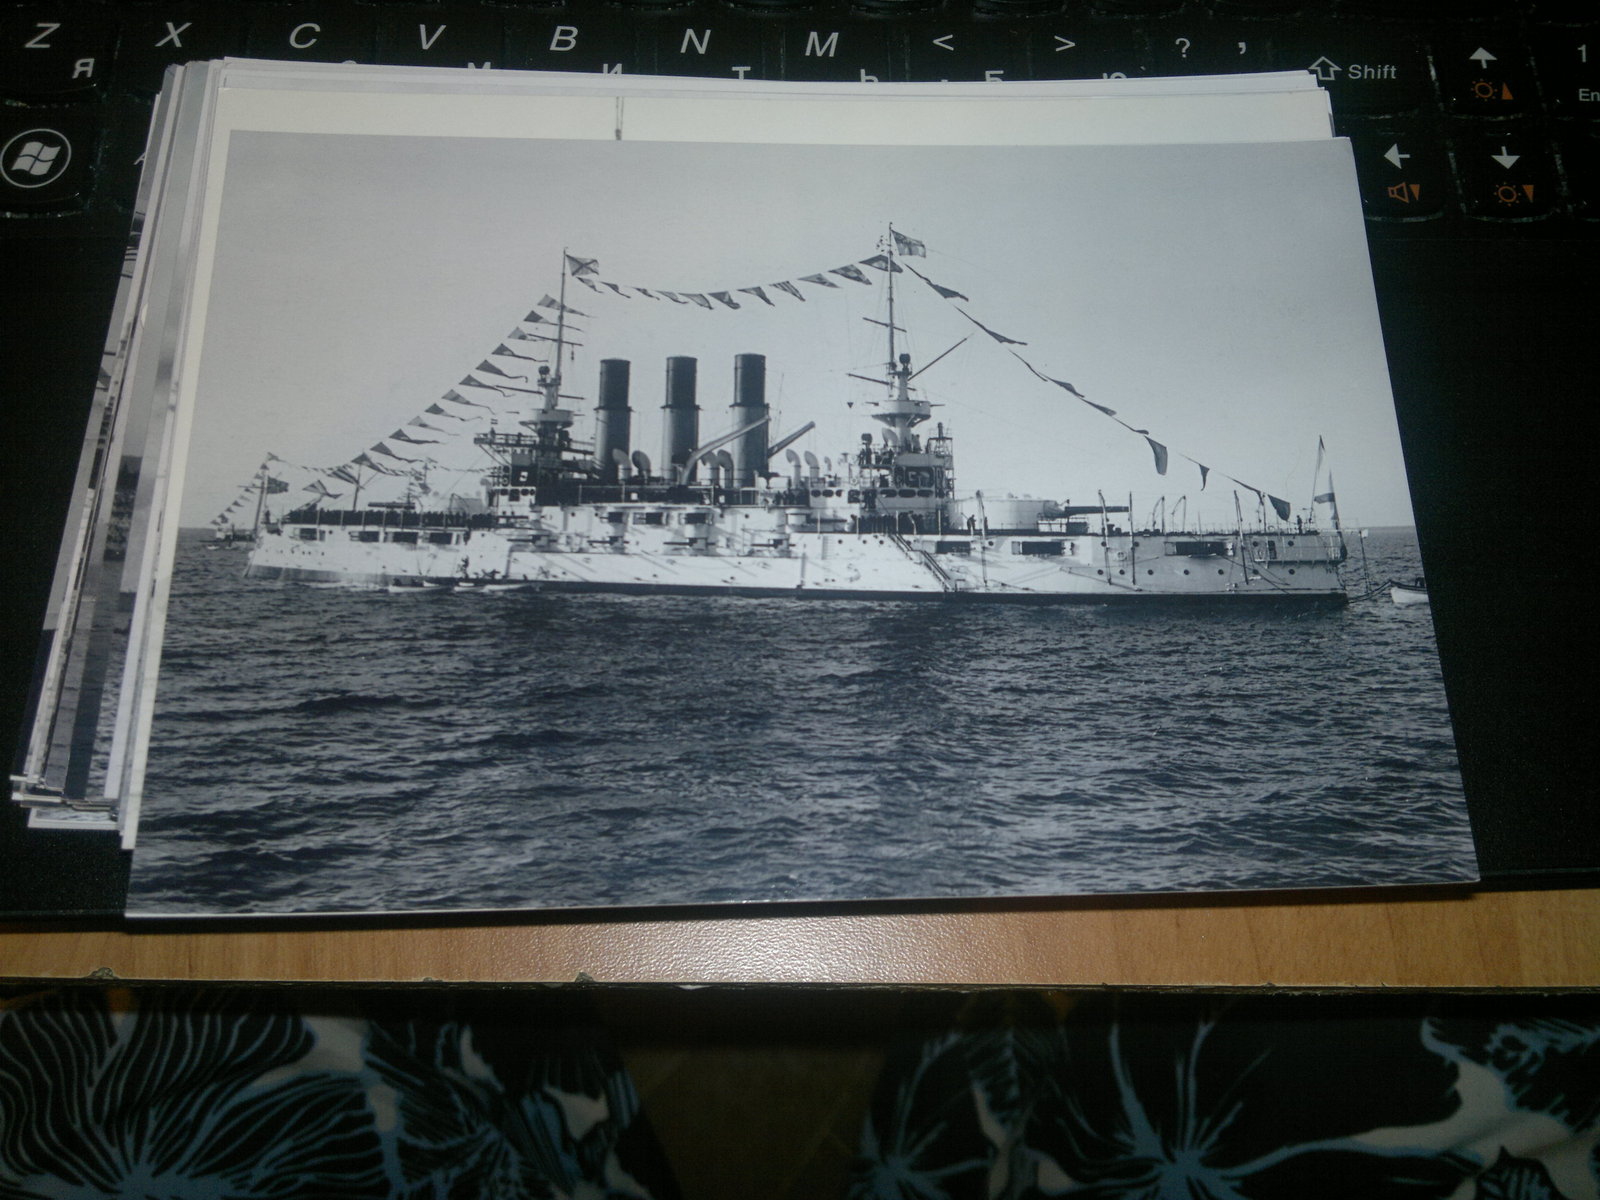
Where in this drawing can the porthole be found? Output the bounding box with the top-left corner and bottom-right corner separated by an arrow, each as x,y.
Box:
1183,569 -> 1190,575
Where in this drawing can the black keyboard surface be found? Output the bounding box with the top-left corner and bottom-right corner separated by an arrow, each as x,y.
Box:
2,1 -> 1597,235
2,0 -> 1596,918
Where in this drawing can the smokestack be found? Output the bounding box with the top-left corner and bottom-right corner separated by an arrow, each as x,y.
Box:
661,356 -> 699,482
730,353 -> 768,489
594,359 -> 631,484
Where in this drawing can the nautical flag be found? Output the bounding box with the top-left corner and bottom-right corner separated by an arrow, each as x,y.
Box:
800,274 -> 839,289
710,291 -> 740,309
263,476 -> 290,494
635,288 -> 659,300
326,465 -> 360,485
390,428 -> 440,445
957,309 -> 1026,346
1114,417 -> 1150,435
425,403 -> 467,420
522,310 -> 551,324
681,293 -> 713,309
659,291 -> 687,304
603,281 -> 630,297
264,452 -> 283,463
537,295 -> 588,316
1145,438 -> 1169,476
830,264 -> 871,285
371,442 -> 421,463
1196,462 -> 1210,490
494,342 -> 540,362
507,328 -> 558,345
409,418 -> 447,433
771,280 -> 804,301
906,265 -> 967,301
354,453 -> 399,475
574,276 -> 601,292
453,379 -> 499,396
1268,494 -> 1291,521
892,230 -> 927,257
304,479 -> 342,499
860,254 -> 902,274
565,254 -> 599,277
739,286 -> 774,306
475,359 -> 524,380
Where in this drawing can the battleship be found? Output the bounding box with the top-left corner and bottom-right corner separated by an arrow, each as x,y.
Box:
245,240 -> 1349,604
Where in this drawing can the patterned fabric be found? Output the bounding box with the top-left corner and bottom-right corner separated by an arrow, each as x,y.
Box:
0,988 -> 680,1200
850,994 -> 1600,1200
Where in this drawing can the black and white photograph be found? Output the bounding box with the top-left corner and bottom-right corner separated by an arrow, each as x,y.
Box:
123,125 -> 1475,916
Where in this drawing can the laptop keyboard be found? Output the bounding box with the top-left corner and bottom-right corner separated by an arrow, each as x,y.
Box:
2,2 -> 1596,238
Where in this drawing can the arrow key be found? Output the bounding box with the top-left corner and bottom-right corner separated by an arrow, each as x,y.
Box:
1434,30 -> 1535,117
1343,126 -> 1448,221
1457,131 -> 1558,221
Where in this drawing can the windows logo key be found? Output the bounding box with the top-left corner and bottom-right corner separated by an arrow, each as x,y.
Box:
2,127 -> 75,197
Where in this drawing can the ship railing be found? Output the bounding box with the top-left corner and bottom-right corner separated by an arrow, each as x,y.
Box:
282,507 -> 495,531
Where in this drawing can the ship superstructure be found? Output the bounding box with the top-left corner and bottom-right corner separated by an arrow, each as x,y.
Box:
246,239 -> 1348,603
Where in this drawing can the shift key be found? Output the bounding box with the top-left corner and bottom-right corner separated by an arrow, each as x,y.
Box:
1271,29 -> 1430,117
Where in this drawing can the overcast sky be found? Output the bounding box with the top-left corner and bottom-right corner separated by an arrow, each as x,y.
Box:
182,129 -> 1414,528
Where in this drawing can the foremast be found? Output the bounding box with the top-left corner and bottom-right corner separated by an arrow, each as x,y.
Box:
474,250 -> 595,507
847,229 -> 957,518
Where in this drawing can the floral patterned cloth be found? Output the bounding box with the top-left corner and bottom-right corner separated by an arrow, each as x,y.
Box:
850,993 -> 1600,1200
0,987 -> 680,1200
4,988 -> 1596,1199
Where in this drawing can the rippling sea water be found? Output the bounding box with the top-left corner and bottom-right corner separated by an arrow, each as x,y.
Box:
127,528 -> 1475,915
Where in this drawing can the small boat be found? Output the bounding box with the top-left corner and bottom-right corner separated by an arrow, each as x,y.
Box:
386,579 -> 447,593
1390,577 -> 1429,606
461,579 -> 534,593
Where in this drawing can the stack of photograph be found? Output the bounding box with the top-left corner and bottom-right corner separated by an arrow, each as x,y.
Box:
8,61 -> 1476,918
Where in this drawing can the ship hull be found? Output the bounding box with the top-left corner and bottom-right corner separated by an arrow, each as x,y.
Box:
245,509 -> 1346,605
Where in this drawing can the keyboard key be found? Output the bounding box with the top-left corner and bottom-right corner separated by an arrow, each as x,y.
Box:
776,20 -> 896,82
1456,130 -> 1560,220
1530,25 -> 1600,118
1021,23 -> 1147,81
639,18 -> 780,80
905,22 -> 1029,82
1435,29 -> 1536,117
116,8 -> 246,94
1,10 -> 112,98
1343,125 -> 1450,221
505,14 -> 642,76
247,6 -> 378,65
0,110 -> 96,210
95,93 -> 157,213
1145,18 -> 1274,77
1557,129 -> 1599,218
377,7 -> 503,68
1271,27 -> 1431,116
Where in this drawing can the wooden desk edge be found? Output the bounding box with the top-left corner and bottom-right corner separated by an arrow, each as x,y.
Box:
3,887 -> 1596,989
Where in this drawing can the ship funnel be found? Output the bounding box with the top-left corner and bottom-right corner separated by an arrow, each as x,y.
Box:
595,359 -> 632,484
662,356 -> 699,482
729,353 -> 768,488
